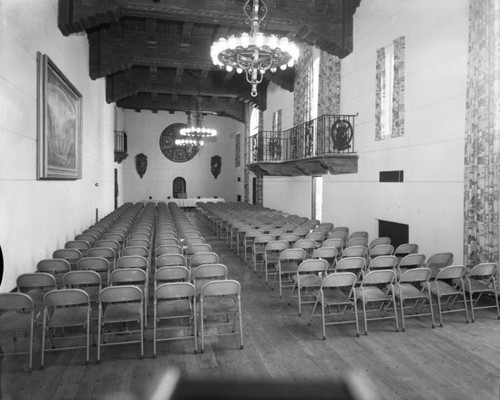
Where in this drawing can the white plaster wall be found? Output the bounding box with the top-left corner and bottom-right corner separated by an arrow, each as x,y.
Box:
263,176 -> 312,218
324,0 -> 468,260
122,110 -> 243,202
0,0 -> 115,291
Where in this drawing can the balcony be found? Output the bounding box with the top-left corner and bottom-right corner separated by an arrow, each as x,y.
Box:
247,114 -> 358,176
114,130 -> 128,163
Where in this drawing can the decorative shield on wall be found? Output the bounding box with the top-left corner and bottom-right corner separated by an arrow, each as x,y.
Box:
135,153 -> 148,179
211,155 -> 222,179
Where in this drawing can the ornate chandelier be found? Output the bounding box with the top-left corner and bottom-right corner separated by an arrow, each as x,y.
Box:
210,0 -> 299,97
175,97 -> 217,147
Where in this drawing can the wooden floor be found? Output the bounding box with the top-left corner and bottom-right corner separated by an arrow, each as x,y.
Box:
2,212 -> 500,400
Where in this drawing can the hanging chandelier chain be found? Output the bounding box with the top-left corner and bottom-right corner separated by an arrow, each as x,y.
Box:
244,0 -> 267,34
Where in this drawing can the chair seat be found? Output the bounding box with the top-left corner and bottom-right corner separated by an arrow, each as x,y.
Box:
393,283 -> 428,300
356,287 -> 391,303
156,299 -> 192,318
429,281 -> 461,297
0,311 -> 32,332
48,306 -> 89,327
294,274 -> 323,288
319,289 -> 352,306
103,304 -> 142,324
203,297 -> 238,314
465,279 -> 495,293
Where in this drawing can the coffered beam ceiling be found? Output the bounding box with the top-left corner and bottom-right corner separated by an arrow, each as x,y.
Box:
58,0 -> 361,122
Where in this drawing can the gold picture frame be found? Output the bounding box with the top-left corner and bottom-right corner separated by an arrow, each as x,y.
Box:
37,52 -> 82,180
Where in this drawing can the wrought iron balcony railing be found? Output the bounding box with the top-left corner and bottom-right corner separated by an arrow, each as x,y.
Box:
249,114 -> 357,163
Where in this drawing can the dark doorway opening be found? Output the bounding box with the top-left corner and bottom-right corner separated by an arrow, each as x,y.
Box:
173,177 -> 187,198
114,168 -> 118,210
378,220 -> 409,250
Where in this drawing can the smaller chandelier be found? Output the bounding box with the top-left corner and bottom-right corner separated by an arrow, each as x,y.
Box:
210,0 -> 299,97
175,97 -> 217,147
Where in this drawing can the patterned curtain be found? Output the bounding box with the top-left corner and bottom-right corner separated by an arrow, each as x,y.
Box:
392,36 -> 406,138
375,47 -> 385,140
318,51 -> 341,115
463,0 -> 500,268
293,43 -> 314,126
244,104 -> 251,203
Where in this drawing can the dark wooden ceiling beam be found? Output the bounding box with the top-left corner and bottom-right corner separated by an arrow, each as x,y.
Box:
116,94 -> 245,122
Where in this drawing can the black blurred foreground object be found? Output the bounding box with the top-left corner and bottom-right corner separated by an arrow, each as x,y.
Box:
149,369 -> 379,400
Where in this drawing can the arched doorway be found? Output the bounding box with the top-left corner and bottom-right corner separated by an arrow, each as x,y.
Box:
173,177 -> 186,198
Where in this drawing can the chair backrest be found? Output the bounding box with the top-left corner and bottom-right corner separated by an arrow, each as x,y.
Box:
368,237 -> 391,249
312,246 -> 338,262
425,252 -> 454,269
155,282 -> 196,301
292,227 -> 310,238
37,259 -> 71,275
102,232 -> 126,244
116,255 -> 148,270
279,232 -> 300,245
156,238 -> 179,247
74,234 -> 98,246
110,268 -> 147,286
269,228 -> 286,238
201,279 -> 241,297
0,292 -> 34,313
369,244 -> 394,258
156,266 -> 190,284
121,245 -> 149,258
43,288 -> 90,308
86,247 -> 116,266
297,259 -> 328,275
95,239 -> 121,253
193,263 -> 228,286
52,249 -> 82,264
394,243 -> 419,257
368,255 -> 397,271
341,245 -> 368,259
321,272 -> 357,291
127,239 -> 150,249
346,238 -> 369,248
156,244 -> 183,256
335,257 -> 365,278
254,234 -> 275,246
99,285 -> 143,304
293,239 -> 317,254
156,253 -> 187,268
467,263 -> 497,279
180,237 -> 205,247
322,238 -> 345,251
82,229 -> 103,240
279,248 -> 306,263
435,265 -> 466,280
362,270 -> 395,286
398,267 -> 431,284
63,271 -> 102,295
398,253 -> 426,270
265,239 -> 289,256
349,231 -> 368,240
306,231 -> 325,244
65,240 -> 91,253
156,231 -> 178,240
189,252 -> 220,269
329,230 -> 349,241
128,233 -> 151,242
17,273 -> 57,293
186,243 -> 213,257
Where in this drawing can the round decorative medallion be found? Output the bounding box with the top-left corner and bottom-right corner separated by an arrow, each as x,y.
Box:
159,123 -> 200,162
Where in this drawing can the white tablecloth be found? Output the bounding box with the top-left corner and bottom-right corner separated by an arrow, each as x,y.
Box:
167,198 -> 225,208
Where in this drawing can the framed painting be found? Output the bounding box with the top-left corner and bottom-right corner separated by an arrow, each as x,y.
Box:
37,52 -> 82,180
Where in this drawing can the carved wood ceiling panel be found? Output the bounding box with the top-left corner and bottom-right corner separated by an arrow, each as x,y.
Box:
58,0 -> 361,122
